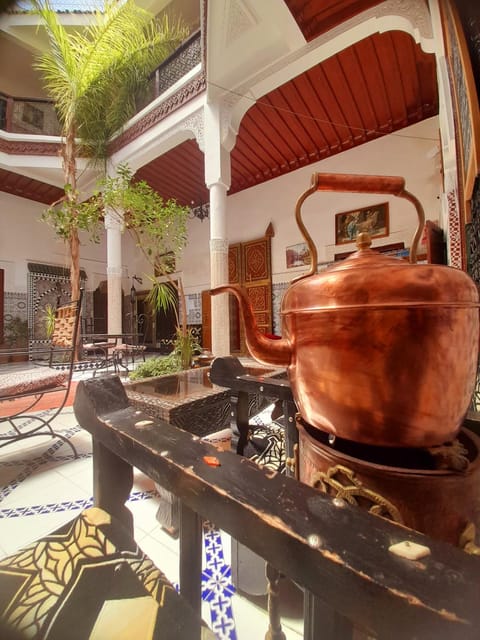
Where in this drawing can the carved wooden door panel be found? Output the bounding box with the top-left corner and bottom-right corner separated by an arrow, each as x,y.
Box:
229,243 -> 242,352
201,226 -> 274,354
231,225 -> 273,354
242,231 -> 273,338
201,290 -> 212,351
0,269 -> 3,344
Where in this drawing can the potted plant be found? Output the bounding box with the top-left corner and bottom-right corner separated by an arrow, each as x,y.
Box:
97,164 -> 194,375
43,303 -> 56,339
128,329 -> 201,381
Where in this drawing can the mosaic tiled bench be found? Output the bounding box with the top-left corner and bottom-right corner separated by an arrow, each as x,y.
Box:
0,507 -> 214,640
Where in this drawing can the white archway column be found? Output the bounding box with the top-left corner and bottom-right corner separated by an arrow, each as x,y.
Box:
428,0 -> 464,268
204,101 -> 232,356
209,183 -> 229,355
104,208 -> 124,334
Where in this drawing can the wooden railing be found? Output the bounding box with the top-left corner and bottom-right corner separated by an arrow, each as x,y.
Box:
0,31 -> 201,137
0,91 -> 60,135
73,371 -> 480,640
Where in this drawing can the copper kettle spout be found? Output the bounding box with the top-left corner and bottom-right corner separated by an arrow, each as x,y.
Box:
210,285 -> 292,367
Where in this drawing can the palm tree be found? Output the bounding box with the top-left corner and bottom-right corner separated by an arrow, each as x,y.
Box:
33,0 -> 188,301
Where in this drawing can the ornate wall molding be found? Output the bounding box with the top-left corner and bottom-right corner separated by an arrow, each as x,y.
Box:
181,109 -> 205,151
375,0 -> 433,40
447,187 -> 464,269
210,238 -> 229,254
0,138 -> 62,156
109,73 -> 206,155
104,210 -> 124,232
226,0 -> 257,44
106,265 -> 123,277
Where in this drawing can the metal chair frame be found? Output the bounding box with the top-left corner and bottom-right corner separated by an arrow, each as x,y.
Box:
112,313 -> 148,374
0,290 -> 83,458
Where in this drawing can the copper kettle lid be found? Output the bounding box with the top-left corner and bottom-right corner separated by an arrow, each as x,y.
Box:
283,233 -> 479,313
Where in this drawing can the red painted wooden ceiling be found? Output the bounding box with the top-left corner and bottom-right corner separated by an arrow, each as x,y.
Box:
0,167 -> 63,204
2,0 -> 438,208
136,30 -> 438,207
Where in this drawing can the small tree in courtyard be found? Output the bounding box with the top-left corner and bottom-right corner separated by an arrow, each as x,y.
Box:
34,0 -> 188,301
99,165 -> 196,370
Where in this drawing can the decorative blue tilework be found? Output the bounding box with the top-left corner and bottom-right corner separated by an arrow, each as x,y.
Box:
203,522 -> 237,640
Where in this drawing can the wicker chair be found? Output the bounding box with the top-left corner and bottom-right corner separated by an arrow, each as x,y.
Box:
0,290 -> 83,458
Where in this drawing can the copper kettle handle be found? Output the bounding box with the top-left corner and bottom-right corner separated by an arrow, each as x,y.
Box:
295,172 -> 426,279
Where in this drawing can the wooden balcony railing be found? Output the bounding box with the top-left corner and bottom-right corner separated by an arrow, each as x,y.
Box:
74,370 -> 480,640
0,30 -> 201,137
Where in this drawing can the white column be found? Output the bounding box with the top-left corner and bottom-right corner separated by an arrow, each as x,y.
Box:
104,208 -> 124,334
209,184 -> 229,356
205,101 -> 232,357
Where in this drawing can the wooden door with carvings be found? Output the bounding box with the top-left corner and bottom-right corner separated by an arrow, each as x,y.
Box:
201,225 -> 274,354
230,224 -> 274,355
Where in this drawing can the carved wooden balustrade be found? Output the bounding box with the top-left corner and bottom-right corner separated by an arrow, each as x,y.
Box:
73,372 -> 480,640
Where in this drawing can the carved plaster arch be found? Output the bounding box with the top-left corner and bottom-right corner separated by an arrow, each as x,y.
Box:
110,105 -> 205,173
226,0 -> 436,137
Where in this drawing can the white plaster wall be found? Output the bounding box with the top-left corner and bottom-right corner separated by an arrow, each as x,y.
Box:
178,116 -> 442,290
1,116 -> 442,302
181,216 -> 211,295
0,192 -> 153,296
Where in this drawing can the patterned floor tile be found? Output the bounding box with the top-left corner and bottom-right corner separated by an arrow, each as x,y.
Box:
0,409 -> 303,639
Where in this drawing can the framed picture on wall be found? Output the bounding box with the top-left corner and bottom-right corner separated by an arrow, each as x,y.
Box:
335,202 -> 389,245
286,242 -> 311,268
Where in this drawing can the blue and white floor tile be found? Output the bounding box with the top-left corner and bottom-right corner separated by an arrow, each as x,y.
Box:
0,404 -> 303,639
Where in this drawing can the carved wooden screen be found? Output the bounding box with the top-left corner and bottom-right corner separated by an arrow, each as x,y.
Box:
230,224 -> 274,355
201,290 -> 212,350
228,243 -> 242,352
201,226 -> 274,354
0,269 -> 3,344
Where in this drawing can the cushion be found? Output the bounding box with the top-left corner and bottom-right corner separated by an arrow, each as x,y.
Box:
0,367 -> 68,398
0,507 -> 214,639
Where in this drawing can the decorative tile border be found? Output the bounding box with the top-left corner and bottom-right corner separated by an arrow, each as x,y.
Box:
203,521 -> 237,640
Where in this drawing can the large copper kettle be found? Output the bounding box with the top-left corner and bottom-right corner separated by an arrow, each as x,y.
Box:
211,173 -> 480,448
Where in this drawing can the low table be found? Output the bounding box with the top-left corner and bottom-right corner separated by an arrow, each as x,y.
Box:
124,363 -> 283,436
124,363 -> 284,534
125,367 -> 231,436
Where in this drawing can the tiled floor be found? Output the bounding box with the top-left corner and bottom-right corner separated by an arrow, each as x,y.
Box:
0,369 -> 304,639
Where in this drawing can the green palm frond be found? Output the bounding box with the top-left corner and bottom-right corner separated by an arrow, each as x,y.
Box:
32,0 -> 188,160
145,279 -> 179,325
